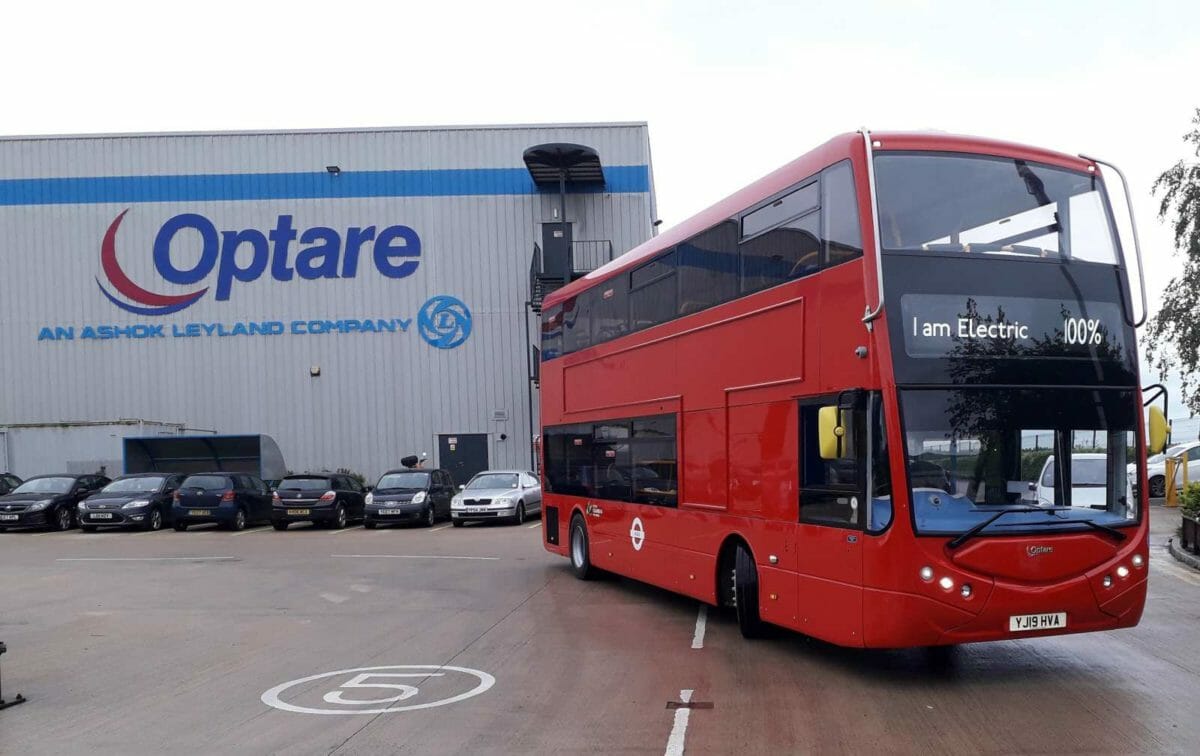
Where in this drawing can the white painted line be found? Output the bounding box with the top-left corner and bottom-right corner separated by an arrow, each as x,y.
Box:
691,605 -> 708,649
665,689 -> 693,756
526,522 -> 541,530
349,584 -> 372,594
330,554 -> 500,561
56,556 -> 238,562
320,592 -> 349,604
330,527 -> 361,535
230,526 -> 271,536
430,524 -> 452,532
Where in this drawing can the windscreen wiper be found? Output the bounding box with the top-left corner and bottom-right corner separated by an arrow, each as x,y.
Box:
1021,517 -> 1128,542
947,506 -> 1064,550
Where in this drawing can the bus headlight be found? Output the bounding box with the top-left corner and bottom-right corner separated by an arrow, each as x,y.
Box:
919,566 -> 934,582
938,576 -> 955,591
1131,554 -> 1144,568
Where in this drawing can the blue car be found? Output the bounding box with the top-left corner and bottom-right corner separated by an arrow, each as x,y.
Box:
172,473 -> 273,531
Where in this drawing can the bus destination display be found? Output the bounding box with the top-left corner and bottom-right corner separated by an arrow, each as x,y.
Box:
899,294 -> 1127,360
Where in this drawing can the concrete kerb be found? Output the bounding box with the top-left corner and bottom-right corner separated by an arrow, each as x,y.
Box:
1167,537 -> 1200,572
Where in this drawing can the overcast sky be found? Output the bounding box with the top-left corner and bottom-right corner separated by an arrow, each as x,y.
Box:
4,0 -> 1197,410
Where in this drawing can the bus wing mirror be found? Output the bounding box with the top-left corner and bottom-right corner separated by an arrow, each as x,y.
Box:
1148,405 -> 1169,455
818,406 -> 846,460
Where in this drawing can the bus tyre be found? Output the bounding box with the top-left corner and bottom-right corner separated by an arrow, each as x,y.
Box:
1149,475 -> 1166,499
569,514 -> 596,580
733,543 -> 766,639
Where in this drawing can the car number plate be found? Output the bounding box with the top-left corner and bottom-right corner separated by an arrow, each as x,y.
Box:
1009,612 -> 1067,632
382,509 -> 406,515
188,509 -> 211,516
468,507 -> 486,513
287,509 -> 310,516
0,514 -> 18,521
91,513 -> 113,519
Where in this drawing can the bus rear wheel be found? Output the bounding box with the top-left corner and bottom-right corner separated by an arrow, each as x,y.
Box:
569,514 -> 595,580
733,543 -> 766,639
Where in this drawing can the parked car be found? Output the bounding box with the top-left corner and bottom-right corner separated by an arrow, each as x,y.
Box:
364,468 -> 455,528
172,473 -> 273,531
1035,453 -> 1132,509
77,473 -> 184,532
271,473 -> 367,530
1144,441 -> 1200,498
451,470 -> 542,526
0,473 -> 22,495
0,473 -> 110,531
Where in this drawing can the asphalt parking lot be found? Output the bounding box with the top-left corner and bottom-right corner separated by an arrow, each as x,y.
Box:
2,509 -> 1200,755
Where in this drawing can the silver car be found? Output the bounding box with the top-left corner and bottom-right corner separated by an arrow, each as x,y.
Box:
451,470 -> 541,527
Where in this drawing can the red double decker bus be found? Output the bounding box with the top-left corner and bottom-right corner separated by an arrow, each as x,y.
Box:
537,131 -> 1162,647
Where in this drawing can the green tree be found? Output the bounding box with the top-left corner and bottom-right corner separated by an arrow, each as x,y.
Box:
1147,108 -> 1200,413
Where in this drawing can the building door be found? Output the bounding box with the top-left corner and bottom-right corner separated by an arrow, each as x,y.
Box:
438,434 -> 489,486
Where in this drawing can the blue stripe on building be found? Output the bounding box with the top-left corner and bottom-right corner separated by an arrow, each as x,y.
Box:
0,165 -> 650,206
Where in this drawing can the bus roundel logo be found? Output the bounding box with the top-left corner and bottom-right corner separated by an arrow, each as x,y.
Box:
630,517 -> 645,551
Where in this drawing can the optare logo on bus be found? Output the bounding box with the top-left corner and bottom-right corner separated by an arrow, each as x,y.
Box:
97,209 -> 422,315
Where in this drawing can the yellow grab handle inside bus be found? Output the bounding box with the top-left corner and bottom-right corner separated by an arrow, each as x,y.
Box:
819,406 -> 846,460
1148,405 -> 1169,455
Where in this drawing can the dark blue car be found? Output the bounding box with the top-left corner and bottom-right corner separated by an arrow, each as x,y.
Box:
172,473 -> 273,531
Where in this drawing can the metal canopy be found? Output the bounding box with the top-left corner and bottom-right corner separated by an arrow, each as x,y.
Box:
522,143 -> 606,187
123,434 -> 286,480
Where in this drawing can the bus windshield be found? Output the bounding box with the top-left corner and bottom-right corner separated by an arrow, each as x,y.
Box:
898,387 -> 1137,536
874,153 -> 1118,264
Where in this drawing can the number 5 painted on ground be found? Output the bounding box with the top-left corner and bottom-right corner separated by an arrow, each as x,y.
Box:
322,673 -> 444,705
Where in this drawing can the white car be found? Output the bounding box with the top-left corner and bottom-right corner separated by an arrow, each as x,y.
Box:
1144,441 -> 1200,498
1035,453 -> 1130,510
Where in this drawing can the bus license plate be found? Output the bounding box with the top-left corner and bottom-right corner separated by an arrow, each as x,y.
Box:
287,509 -> 310,516
188,509 -> 211,516
91,513 -> 113,519
381,509 -> 402,515
0,514 -> 18,521
1009,612 -> 1066,632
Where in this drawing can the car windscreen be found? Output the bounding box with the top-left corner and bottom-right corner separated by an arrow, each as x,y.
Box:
180,475 -> 230,491
375,472 -> 430,491
467,474 -> 519,490
278,477 -> 333,491
12,477 -> 74,494
101,476 -> 165,494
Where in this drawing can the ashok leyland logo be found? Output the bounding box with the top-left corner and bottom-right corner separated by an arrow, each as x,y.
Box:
96,208 -> 422,315
418,296 -> 472,349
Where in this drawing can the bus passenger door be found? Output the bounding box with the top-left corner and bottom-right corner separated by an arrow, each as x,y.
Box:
794,397 -> 865,647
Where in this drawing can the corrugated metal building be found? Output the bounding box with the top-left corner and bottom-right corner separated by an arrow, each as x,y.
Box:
0,123 -> 656,483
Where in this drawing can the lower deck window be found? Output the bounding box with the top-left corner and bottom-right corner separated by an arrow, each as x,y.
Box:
544,414 -> 678,507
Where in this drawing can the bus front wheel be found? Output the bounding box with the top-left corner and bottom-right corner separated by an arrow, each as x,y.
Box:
569,515 -> 596,580
733,543 -> 766,639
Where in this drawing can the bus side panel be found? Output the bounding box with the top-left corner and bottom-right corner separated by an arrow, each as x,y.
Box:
682,409 -> 727,508
563,341 -> 678,413
676,296 -> 805,411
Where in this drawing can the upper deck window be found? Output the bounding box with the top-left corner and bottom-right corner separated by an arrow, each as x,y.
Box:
874,153 -> 1118,265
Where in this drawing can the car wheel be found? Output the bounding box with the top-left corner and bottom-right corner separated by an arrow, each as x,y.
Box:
81,525 -> 98,533
514,503 -> 526,526
733,542 -> 766,639
364,520 -> 377,530
174,522 -> 188,532
53,506 -> 74,531
333,505 -> 347,530
423,506 -> 435,528
229,508 -> 246,531
272,521 -> 288,531
1149,475 -> 1166,499
569,514 -> 595,580
146,509 -> 163,531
